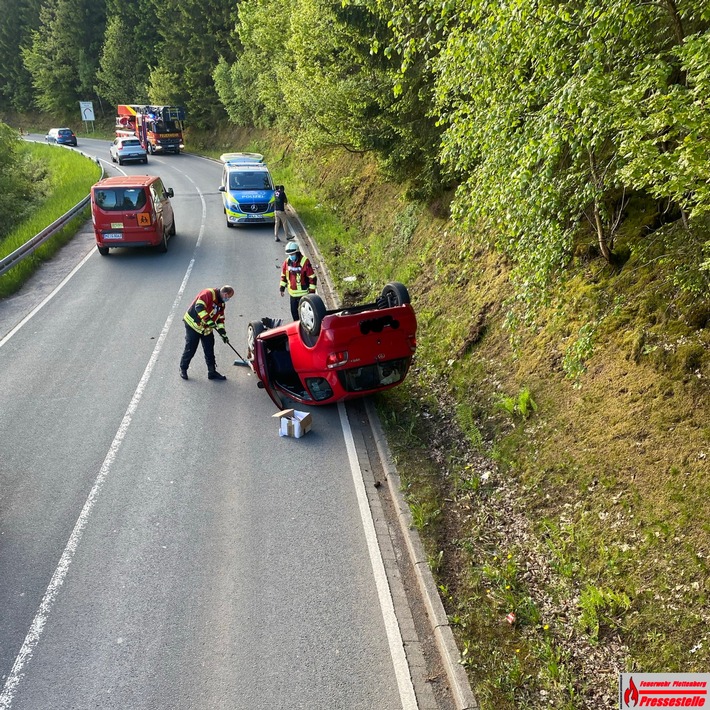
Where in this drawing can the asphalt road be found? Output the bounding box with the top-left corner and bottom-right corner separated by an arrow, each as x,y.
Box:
0,137 -> 419,709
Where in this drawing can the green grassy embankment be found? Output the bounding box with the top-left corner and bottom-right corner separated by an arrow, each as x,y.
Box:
0,141 -> 102,297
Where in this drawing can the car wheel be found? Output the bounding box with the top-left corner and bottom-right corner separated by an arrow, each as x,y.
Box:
157,230 -> 168,253
380,282 -> 410,308
169,217 -> 176,237
298,294 -> 326,337
247,321 -> 266,363
118,157 -> 123,165
226,220 -> 233,228
97,246 -> 109,256
143,157 -> 148,164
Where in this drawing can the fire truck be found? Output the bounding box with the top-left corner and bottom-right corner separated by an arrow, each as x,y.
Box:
115,105 -> 185,155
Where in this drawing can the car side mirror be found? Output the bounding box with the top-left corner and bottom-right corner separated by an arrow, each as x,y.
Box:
218,186 -> 225,192
167,188 -> 174,198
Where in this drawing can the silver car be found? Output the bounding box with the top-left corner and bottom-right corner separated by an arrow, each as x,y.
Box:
110,137 -> 148,165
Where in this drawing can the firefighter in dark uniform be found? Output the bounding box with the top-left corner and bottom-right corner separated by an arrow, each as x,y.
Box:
179,285 -> 234,380
279,242 -> 317,320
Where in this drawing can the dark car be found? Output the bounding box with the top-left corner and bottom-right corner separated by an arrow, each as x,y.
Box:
246,282 -> 417,407
46,128 -> 77,146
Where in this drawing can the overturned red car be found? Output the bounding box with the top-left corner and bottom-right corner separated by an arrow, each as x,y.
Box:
247,282 -> 417,407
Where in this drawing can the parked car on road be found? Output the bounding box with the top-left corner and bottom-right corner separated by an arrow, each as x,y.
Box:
90,175 -> 175,255
247,282 -> 417,407
45,128 -> 77,146
218,153 -> 275,228
110,137 -> 148,165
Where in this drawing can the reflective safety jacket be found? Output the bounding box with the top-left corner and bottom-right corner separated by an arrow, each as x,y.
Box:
184,287 -> 227,335
280,255 -> 316,297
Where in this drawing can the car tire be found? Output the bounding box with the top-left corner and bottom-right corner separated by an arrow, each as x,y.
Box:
380,282 -> 410,308
226,220 -> 233,228
169,217 -> 176,237
247,320 -> 266,363
157,230 -> 168,253
298,294 -> 326,337
118,157 -> 123,165
143,157 -> 148,164
97,246 -> 109,256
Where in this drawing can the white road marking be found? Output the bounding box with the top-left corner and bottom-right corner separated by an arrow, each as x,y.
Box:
338,401 -> 418,710
0,250 -> 94,350
0,187 -> 207,710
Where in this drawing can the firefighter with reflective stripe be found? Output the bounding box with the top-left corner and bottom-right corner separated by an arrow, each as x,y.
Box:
279,241 -> 317,320
179,285 -> 234,380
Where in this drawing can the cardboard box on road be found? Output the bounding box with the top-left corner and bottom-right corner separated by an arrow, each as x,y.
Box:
273,409 -> 312,438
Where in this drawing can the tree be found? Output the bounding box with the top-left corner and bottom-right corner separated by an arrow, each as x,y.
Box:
148,0 -> 239,127
22,0 -> 106,116
0,0 -> 42,111
95,0 -> 162,106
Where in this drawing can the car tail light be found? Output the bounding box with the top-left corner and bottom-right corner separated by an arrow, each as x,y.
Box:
326,351 -> 349,369
408,335 -> 417,352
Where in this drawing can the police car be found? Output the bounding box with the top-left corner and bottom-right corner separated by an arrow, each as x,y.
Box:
218,153 -> 276,227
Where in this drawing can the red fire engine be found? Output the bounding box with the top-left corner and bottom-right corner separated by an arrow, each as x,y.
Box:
115,105 -> 185,155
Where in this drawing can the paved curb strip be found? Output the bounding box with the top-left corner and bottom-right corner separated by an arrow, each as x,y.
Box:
365,399 -> 479,710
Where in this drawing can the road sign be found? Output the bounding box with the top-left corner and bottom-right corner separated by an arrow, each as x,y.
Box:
79,101 -> 95,121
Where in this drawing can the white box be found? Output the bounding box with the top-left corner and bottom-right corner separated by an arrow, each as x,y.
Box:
272,409 -> 313,438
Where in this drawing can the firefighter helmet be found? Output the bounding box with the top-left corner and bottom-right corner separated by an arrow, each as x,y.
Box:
285,242 -> 300,255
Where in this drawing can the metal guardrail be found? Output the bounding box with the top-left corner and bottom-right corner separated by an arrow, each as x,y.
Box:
0,197 -> 91,277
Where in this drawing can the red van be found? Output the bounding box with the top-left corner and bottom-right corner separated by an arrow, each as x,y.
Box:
90,175 -> 176,255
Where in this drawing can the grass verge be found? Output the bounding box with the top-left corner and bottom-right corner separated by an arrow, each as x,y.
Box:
0,142 -> 102,297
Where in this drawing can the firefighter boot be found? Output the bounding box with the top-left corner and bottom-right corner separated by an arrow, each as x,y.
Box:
208,370 -> 227,380
180,368 -> 188,380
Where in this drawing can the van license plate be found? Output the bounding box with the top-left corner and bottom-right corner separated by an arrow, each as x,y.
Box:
103,232 -> 122,240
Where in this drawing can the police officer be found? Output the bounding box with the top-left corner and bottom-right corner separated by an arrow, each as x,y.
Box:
273,185 -> 289,242
179,285 -> 234,380
279,242 -> 316,320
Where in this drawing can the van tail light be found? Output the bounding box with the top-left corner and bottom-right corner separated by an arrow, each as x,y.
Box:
408,335 -> 417,352
326,351 -> 349,369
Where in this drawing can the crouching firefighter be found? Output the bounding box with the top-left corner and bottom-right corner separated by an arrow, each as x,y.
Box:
180,285 -> 234,380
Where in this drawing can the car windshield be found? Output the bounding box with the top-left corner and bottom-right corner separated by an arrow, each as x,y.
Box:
94,188 -> 147,211
337,358 -> 409,392
229,172 -> 272,190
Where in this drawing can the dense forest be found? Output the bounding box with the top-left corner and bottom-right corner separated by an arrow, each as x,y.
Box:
1,0 -> 709,310
1,0 -> 710,708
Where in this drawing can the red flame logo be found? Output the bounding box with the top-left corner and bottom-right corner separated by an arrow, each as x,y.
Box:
624,676 -> 639,707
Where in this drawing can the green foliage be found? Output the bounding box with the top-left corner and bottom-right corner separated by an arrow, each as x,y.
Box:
0,124 -> 36,238
0,0 -> 42,111
0,141 -> 100,296
562,322 -> 597,386
22,0 -> 106,116
496,387 -> 538,420
578,585 -> 631,643
95,11 -> 151,106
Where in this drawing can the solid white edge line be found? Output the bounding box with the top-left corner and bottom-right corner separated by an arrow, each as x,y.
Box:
0,187 -> 207,710
338,401 -> 418,710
